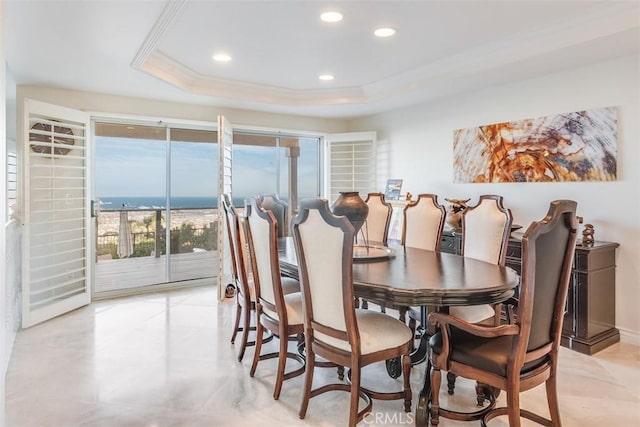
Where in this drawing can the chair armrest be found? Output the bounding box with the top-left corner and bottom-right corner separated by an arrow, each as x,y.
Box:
428,311 -> 520,338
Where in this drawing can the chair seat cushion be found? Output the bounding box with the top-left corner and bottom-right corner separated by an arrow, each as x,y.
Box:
357,310 -> 413,354
281,276 -> 301,295
318,309 -> 412,355
429,329 -> 547,376
448,304 -> 495,324
244,276 -> 297,303
262,291 -> 304,326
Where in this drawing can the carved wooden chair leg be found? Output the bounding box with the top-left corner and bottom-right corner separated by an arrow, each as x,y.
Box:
408,316 -> 417,352
446,372 -> 456,395
399,307 -> 407,323
230,300 -> 242,344
430,367 -> 442,426
475,381 -> 486,407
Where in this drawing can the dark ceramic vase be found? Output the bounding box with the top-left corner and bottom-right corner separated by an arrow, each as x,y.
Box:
330,192 -> 369,235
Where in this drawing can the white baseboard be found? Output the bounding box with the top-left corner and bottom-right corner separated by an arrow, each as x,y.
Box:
619,327 -> 640,347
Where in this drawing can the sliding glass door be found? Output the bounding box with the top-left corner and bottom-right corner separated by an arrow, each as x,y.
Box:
92,121 -> 320,296
93,122 -> 218,295
232,131 -> 320,222
168,128 -> 218,283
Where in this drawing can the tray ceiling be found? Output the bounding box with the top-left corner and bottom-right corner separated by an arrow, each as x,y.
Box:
6,0 -> 640,118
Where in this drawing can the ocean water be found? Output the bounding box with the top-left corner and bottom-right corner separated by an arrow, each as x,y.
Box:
99,196 -> 247,211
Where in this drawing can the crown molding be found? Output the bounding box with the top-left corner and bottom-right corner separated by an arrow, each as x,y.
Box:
141,51 -> 367,105
131,0 -> 187,69
132,1 -> 640,108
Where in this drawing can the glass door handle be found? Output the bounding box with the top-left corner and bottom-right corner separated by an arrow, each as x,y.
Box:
91,200 -> 100,218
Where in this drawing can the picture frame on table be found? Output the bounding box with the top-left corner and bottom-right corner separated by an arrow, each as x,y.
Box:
384,179 -> 403,200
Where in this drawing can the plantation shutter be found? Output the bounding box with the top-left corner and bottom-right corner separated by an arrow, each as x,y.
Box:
326,132 -> 376,202
217,115 -> 233,300
22,99 -> 90,327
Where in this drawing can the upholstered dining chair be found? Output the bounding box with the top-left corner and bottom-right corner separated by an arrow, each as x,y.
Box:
223,194 -> 298,362
244,197 -> 305,400
402,194 -> 447,348
356,192 -> 393,310
402,194 -> 447,252
259,193 -> 289,237
292,198 -> 413,427
221,194 -> 255,362
446,195 -> 512,397
427,200 -> 578,427
357,192 -> 393,246
449,195 -> 513,324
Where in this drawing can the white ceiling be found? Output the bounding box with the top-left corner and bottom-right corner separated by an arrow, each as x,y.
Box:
5,0 -> 640,119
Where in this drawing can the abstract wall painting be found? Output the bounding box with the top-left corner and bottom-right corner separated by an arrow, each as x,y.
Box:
452,107 -> 617,183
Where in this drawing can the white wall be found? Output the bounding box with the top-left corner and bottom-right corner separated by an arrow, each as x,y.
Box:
1,1 -> 7,423
15,86 -> 349,134
349,54 -> 640,343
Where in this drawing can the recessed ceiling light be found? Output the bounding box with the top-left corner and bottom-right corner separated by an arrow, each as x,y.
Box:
374,27 -> 396,38
318,74 -> 334,81
212,53 -> 232,62
320,11 -> 343,23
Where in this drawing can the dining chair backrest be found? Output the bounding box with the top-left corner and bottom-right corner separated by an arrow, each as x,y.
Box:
259,194 -> 288,237
292,198 -> 358,352
358,192 -> 392,245
520,200 -> 578,353
461,195 -> 512,266
220,194 -> 240,285
245,197 -> 285,318
402,194 -> 447,251
221,194 -> 252,298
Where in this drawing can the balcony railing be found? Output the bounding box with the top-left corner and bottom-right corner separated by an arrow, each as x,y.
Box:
96,207 -> 217,261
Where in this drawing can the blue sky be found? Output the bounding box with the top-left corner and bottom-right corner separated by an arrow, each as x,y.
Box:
95,136 -> 319,200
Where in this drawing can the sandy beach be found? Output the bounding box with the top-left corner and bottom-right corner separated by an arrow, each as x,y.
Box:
98,208 -> 217,235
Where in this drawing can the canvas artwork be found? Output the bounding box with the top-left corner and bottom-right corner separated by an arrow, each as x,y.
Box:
452,107 -> 617,183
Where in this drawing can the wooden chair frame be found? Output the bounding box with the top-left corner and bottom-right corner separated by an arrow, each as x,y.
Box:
402,194 -> 447,252
222,194 -> 260,362
401,194 -> 447,351
258,193 -> 289,237
360,192 -> 393,246
293,198 -> 412,427
446,194 -> 513,395
245,197 -> 304,400
428,200 -> 578,427
460,194 -> 513,266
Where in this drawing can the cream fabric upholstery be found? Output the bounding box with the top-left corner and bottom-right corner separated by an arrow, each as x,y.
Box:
298,209 -> 348,333
404,197 -> 444,251
360,194 -> 391,244
260,194 -> 288,237
451,197 -> 510,323
247,209 -> 277,306
281,276 -> 300,294
448,304 -> 495,324
462,199 -> 509,265
262,292 -> 304,326
240,220 -> 298,302
318,310 -> 413,354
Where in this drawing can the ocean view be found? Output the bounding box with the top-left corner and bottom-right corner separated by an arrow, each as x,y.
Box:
99,196 -> 249,211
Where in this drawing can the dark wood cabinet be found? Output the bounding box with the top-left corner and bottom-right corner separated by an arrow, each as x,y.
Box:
440,230 -> 620,355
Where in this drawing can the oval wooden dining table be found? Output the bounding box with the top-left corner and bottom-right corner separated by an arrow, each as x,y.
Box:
277,237 -> 519,426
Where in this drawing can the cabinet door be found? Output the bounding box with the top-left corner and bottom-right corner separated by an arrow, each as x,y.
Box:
440,234 -> 459,254
562,273 -> 578,337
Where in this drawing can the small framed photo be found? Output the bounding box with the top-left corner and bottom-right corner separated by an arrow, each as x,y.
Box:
384,179 -> 403,200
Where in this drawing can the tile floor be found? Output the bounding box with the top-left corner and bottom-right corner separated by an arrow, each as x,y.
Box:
5,285 -> 640,426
